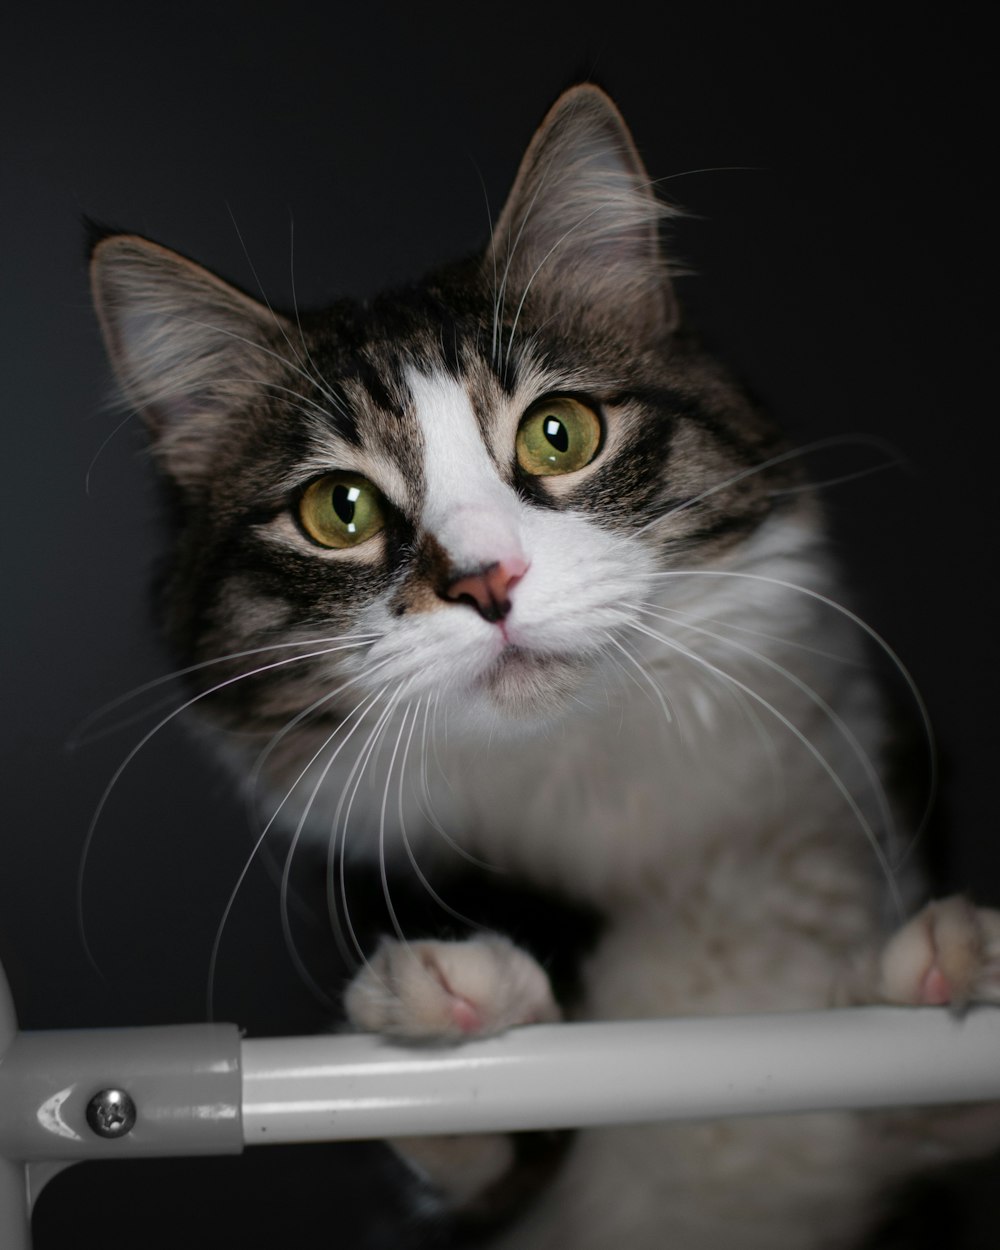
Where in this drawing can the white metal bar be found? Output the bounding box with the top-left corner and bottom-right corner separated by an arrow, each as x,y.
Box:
241,1007 -> 1000,1144
2,998 -> 999,1250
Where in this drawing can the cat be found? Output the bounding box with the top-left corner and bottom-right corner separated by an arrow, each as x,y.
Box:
89,84 -> 1000,1248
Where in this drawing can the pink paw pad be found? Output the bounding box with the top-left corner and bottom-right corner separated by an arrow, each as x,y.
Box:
343,934 -> 560,1042
917,964 -> 953,1006
420,955 -> 485,1034
881,897 -> 996,1009
450,996 -> 485,1035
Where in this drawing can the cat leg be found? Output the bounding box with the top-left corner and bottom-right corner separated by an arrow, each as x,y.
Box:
344,932 -> 560,1039
843,897 -> 1000,1168
344,934 -> 565,1217
878,896 -> 1000,1008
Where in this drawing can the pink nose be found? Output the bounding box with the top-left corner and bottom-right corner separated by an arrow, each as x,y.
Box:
444,557 -> 528,623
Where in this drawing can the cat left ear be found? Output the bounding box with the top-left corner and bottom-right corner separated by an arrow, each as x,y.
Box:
489,85 -> 678,342
90,234 -> 289,489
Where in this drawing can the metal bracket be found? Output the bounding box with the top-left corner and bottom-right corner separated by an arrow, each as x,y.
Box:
1,958 -> 242,1248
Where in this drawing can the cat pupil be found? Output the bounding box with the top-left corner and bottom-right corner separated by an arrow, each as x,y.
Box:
544,416 -> 568,453
333,483 -> 360,530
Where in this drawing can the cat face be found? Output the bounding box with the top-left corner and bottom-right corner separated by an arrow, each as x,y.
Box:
90,86 -> 795,758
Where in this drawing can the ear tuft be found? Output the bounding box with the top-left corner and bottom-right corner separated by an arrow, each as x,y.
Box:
90,235 -> 289,487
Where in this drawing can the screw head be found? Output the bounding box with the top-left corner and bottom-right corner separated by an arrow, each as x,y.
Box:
86,1088 -> 137,1138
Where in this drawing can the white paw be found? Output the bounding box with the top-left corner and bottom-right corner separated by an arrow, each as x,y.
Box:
343,934 -> 560,1041
387,1133 -> 516,1207
880,897 -> 1000,1008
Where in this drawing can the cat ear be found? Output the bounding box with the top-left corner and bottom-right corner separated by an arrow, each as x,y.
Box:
490,85 -> 677,341
90,235 -> 290,488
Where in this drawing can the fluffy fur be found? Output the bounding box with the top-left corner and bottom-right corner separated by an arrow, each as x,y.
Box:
90,85 -> 1000,1248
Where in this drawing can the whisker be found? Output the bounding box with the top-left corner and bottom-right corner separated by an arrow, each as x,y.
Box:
275,689 -> 397,1011
645,567 -> 937,864
623,606 -> 771,760
208,682 -> 389,1019
397,698 -> 485,932
226,203 -> 312,380
591,648 -> 631,734
501,161 -> 676,374
494,178 -> 547,371
766,459 -> 902,498
262,380 -> 350,427
153,311 -> 348,421
286,212 -> 350,420
653,164 -> 763,185
240,657 -> 398,936
504,192 -> 628,373
416,694 -> 500,871
633,601 -> 897,852
604,633 -> 674,725
68,633 -> 378,749
638,600 -> 861,668
245,655 -> 393,831
636,434 -> 905,535
472,162 -> 500,371
627,618 -> 905,917
77,639 -> 367,975
84,407 -> 143,497
378,700 -> 418,950
225,208 -> 352,427
71,690 -> 190,750
389,702 -> 488,996
429,687 -> 457,800
330,682 -> 413,982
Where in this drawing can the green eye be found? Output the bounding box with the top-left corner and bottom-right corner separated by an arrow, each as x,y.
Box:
298,472 -> 386,549
515,396 -> 601,477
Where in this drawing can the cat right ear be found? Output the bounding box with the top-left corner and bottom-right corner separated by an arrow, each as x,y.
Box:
489,85 -> 679,344
90,235 -> 288,488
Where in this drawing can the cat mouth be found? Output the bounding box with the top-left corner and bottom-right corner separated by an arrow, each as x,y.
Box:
489,643 -> 565,673
476,645 -> 582,716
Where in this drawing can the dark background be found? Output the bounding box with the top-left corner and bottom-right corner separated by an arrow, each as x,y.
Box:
2,3 -> 997,1246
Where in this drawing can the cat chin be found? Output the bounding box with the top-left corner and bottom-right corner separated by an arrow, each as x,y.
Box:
467,648 -> 584,729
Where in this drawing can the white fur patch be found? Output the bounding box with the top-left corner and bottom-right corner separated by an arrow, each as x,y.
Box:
407,368 -> 525,570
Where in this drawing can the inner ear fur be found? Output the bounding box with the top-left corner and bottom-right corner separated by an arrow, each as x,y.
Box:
489,85 -> 678,340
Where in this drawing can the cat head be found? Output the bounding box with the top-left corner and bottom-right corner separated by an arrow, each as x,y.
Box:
90,85 -> 793,753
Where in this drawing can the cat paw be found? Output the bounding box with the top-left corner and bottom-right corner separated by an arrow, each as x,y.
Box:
343,934 -> 560,1041
880,897 -> 1000,1009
